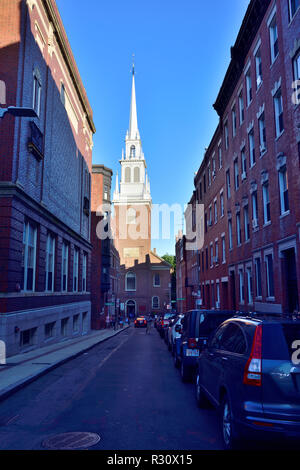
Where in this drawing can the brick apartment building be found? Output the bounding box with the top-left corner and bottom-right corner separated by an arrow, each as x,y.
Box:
177,0 -> 300,315
113,66 -> 171,318
0,0 -> 95,356
91,164 -> 120,329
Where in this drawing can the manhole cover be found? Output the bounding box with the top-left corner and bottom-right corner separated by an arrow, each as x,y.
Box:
42,432 -> 101,450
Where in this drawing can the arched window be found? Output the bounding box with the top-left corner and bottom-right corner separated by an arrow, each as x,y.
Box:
127,208 -> 136,225
126,272 -> 136,291
152,296 -> 160,309
134,167 -> 140,183
130,146 -> 136,158
125,167 -> 131,183
153,273 -> 160,287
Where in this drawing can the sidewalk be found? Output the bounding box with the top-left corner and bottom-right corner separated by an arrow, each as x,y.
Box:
0,325 -> 130,403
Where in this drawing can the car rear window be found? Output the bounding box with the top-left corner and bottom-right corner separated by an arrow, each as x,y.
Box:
198,313 -> 232,336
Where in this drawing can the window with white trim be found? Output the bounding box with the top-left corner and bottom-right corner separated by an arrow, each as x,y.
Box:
274,88 -> 284,137
226,170 -> 231,199
218,144 -> 222,169
126,272 -> 136,291
249,129 -> 256,167
222,236 -> 226,263
244,206 -> 250,241
246,67 -> 252,106
255,46 -> 262,89
288,0 -> 299,20
293,51 -> 300,105
220,192 -> 224,217
263,183 -> 271,224
210,244 -> 214,268
228,219 -> 233,250
239,269 -> 244,303
73,248 -> 79,292
61,242 -> 69,292
214,200 -> 218,223
269,14 -> 279,64
232,106 -> 237,137
236,212 -> 241,246
239,90 -> 244,124
22,221 -> 37,292
252,191 -> 258,227
259,112 -> 267,154
278,167 -> 289,215
246,267 -> 253,304
33,72 -> 41,117
127,208 -> 136,225
45,233 -> 55,292
82,253 -> 87,292
152,296 -> 160,309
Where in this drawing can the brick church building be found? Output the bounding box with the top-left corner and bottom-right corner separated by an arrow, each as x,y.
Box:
113,65 -> 171,318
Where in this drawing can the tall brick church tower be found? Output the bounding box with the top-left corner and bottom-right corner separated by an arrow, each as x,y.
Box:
113,63 -> 171,318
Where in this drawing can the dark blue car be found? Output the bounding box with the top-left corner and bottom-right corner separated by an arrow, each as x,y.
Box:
195,315 -> 300,449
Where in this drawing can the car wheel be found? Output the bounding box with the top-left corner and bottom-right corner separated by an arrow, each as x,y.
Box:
180,358 -> 191,383
221,395 -> 240,450
195,373 -> 209,408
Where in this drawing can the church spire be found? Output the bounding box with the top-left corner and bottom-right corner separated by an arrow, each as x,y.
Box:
128,56 -> 140,140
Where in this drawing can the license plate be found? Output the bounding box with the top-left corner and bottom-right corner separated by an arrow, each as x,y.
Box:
186,349 -> 199,357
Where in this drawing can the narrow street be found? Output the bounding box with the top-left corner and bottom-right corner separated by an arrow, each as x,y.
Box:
0,327 -> 223,450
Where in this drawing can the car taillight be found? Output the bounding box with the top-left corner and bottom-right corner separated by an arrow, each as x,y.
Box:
243,324 -> 262,387
188,338 -> 197,349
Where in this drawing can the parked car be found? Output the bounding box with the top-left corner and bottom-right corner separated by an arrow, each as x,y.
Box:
157,313 -> 176,338
167,314 -> 184,352
164,316 -> 178,347
178,310 -> 234,382
195,314 -> 300,449
134,316 -> 147,328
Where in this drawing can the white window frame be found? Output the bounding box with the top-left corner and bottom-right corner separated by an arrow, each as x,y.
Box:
224,120 -> 229,150
126,272 -> 136,292
258,112 -> 267,154
265,251 -> 275,299
246,266 -> 253,305
236,212 -> 241,246
22,221 -> 37,293
234,158 -> 239,190
126,208 -> 137,225
255,44 -> 263,89
274,88 -> 284,137
228,219 -> 233,250
288,0 -> 300,21
263,183 -> 271,224
244,205 -> 250,241
222,236 -> 226,263
73,248 -> 79,293
61,242 -> 69,292
252,191 -> 258,227
278,167 -> 289,215
82,253 -> 87,292
269,11 -> 279,64
33,73 -> 41,117
239,268 -> 244,304
45,233 -> 55,292
232,105 -> 237,137
245,66 -> 252,106
254,255 -> 262,299
152,296 -> 160,309
239,90 -> 245,124
248,129 -> 256,167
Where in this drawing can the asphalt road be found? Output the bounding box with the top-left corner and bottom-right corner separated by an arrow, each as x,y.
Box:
0,326 -> 224,451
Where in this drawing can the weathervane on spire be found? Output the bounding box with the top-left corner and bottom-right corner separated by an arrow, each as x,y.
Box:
132,53 -> 135,75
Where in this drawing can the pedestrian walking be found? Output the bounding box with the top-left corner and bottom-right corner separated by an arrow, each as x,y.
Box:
106,314 -> 110,329
146,315 -> 152,334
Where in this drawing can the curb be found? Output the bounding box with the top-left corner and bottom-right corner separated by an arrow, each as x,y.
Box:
0,325 -> 131,403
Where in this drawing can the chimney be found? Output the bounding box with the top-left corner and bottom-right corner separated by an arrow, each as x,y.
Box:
153,248 -> 157,255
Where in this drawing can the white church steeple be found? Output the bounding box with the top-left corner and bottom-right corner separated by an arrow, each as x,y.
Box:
113,61 -> 151,205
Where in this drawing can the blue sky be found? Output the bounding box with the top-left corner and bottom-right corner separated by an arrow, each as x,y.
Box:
56,0 -> 250,255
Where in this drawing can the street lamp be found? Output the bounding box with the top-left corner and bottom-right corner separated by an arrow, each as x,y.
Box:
0,106 -> 37,119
